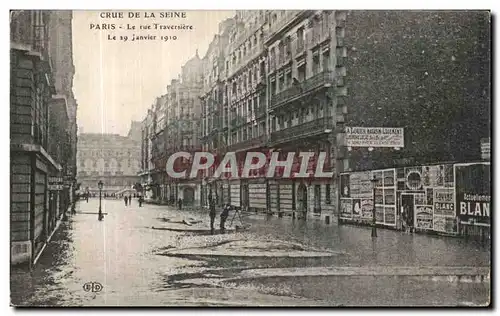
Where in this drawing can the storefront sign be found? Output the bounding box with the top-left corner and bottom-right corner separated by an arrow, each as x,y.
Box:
344,127 -> 404,148
48,184 -> 64,191
415,205 -> 433,230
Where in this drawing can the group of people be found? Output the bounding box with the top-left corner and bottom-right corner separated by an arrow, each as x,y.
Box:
208,196 -> 231,235
123,195 -> 144,207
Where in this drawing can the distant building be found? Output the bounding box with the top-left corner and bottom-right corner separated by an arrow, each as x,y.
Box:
76,125 -> 141,194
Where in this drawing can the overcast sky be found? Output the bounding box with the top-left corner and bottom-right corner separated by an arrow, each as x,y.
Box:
72,10 -> 235,136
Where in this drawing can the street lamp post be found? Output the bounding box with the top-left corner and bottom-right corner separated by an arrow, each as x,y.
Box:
370,174 -> 378,238
98,180 -> 104,221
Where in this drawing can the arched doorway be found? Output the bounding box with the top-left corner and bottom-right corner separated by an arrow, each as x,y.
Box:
297,183 -> 308,213
183,187 -> 195,205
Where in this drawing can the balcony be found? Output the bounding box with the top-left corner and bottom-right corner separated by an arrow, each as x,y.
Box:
227,42 -> 265,79
227,134 -> 267,153
266,11 -> 302,43
270,71 -> 335,110
270,116 -> 333,146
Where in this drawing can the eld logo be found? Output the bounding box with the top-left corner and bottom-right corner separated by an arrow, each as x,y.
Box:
83,281 -> 103,293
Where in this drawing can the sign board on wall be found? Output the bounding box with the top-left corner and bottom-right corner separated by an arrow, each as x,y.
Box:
433,215 -> 457,234
455,163 -> 491,226
340,199 -> 353,219
345,127 -> 404,148
481,138 -> 490,160
415,205 -> 433,230
434,188 -> 455,217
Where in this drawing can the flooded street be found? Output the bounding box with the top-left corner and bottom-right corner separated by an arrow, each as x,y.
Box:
11,199 -> 490,306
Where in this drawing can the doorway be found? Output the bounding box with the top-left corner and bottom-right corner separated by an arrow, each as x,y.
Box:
297,183 -> 308,213
401,194 -> 415,228
183,187 -> 195,205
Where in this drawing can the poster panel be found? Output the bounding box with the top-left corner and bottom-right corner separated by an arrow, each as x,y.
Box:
384,206 -> 396,225
415,205 -> 433,230
383,169 -> 395,187
384,188 -> 395,205
352,198 -> 362,217
375,206 -> 384,223
361,199 -> 373,219
340,198 -> 353,219
350,171 -> 372,199
405,166 -> 423,190
340,173 -> 350,198
434,188 -> 455,217
433,215 -> 457,234
455,163 -> 491,226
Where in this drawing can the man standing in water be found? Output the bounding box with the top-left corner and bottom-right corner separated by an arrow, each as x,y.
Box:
209,196 -> 216,235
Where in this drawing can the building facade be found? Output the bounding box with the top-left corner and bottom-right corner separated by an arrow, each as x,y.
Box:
10,10 -> 78,265
199,10 -> 347,220
76,125 -> 141,195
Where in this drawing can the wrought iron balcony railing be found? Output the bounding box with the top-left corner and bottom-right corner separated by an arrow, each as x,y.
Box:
270,71 -> 335,110
227,134 -> 267,153
270,116 -> 333,145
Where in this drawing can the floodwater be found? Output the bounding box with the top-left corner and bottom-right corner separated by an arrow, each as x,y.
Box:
10,199 -> 491,306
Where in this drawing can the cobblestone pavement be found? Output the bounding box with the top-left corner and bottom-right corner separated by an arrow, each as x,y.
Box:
10,199 -> 491,306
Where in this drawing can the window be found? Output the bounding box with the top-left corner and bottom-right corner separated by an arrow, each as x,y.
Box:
323,50 -> 330,72
297,62 -> 306,81
297,27 -> 304,51
312,49 -> 320,74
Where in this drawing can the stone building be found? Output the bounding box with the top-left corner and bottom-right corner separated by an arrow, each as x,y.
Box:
145,52 -> 205,206
200,16 -> 236,207
76,124 -> 141,195
10,10 -> 78,265
138,109 -> 154,198
199,10 -> 347,220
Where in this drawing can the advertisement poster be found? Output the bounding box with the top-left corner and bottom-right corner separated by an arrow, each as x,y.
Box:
434,188 -> 455,217
340,174 -> 350,198
415,205 -> 433,230
383,169 -> 395,187
340,198 -> 353,218
433,215 -> 457,234
350,171 -> 372,199
376,206 -> 384,223
353,198 -> 362,217
422,165 -> 444,187
384,207 -> 396,225
405,167 -> 423,190
361,199 -> 374,219
345,127 -> 404,148
455,163 -> 491,226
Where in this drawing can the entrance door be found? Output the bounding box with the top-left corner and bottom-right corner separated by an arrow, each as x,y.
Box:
401,194 -> 415,228
314,185 -> 321,213
183,187 -> 195,205
297,184 -> 308,213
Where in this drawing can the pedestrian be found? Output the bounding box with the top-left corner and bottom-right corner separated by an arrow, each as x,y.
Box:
124,195 -> 128,206
128,195 -> 132,206
178,198 -> 183,211
220,204 -> 230,234
209,196 -> 216,235
138,195 -> 143,207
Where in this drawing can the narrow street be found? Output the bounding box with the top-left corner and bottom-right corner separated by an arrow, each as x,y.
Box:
11,199 -> 490,306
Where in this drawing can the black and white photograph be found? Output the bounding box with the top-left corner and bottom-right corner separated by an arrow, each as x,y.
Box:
9,7 -> 491,307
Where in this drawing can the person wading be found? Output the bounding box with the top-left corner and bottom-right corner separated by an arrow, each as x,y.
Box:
209,196 -> 216,235
220,204 -> 230,234
124,195 -> 128,206
178,198 -> 183,211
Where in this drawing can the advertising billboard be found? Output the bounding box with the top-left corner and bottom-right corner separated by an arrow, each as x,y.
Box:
345,127 -> 404,148
455,163 -> 491,226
